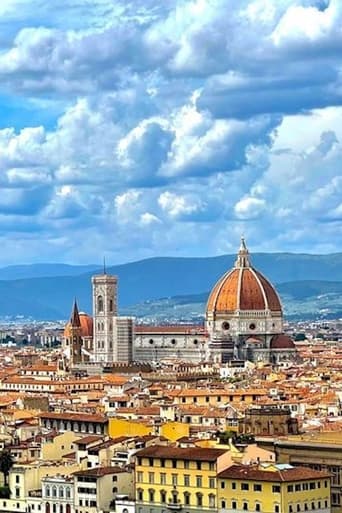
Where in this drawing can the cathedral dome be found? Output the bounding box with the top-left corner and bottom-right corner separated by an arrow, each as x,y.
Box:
206,238 -> 282,316
270,334 -> 295,350
64,312 -> 93,338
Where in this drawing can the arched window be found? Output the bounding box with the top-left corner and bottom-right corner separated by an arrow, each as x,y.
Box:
109,299 -> 113,312
137,489 -> 143,501
45,486 -> 50,498
52,486 -> 57,498
97,296 -> 104,313
184,492 -> 190,506
149,489 -> 155,502
160,491 -> 166,503
59,505 -> 63,513
59,487 -> 64,498
209,494 -> 216,508
196,493 -> 203,507
66,488 -> 71,499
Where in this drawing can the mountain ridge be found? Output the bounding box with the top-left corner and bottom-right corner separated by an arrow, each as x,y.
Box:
0,253 -> 341,319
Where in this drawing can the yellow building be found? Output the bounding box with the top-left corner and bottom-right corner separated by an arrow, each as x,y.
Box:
135,445 -> 230,513
217,463 -> 331,513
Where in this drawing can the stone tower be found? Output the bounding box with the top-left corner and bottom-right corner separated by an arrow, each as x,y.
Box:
92,272 -> 118,363
69,299 -> 83,367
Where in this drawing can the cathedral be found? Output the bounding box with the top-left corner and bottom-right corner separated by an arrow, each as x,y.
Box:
63,239 -> 295,368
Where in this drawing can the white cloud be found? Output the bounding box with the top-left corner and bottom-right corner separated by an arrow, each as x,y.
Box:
234,196 -> 266,220
158,191 -> 202,219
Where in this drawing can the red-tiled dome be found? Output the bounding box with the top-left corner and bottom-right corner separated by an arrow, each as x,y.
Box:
270,334 -> 295,350
64,312 -> 93,338
206,239 -> 282,315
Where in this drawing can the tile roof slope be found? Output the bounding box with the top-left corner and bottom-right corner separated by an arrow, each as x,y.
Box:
218,464 -> 331,481
136,445 -> 228,461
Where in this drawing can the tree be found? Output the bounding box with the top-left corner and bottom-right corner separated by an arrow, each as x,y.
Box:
0,450 -> 14,486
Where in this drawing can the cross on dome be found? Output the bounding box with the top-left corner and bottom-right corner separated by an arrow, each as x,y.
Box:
235,236 -> 251,268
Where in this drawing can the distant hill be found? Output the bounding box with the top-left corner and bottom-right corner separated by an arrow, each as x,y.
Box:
122,281 -> 342,322
0,254 -> 341,319
0,263 -> 100,280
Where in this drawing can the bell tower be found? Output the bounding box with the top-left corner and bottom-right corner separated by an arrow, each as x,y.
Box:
92,271 -> 117,363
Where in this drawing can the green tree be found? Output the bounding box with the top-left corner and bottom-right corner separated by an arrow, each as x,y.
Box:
0,450 -> 14,486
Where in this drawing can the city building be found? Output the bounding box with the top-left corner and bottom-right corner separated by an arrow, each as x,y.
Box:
135,445 -> 231,513
217,463 -> 331,513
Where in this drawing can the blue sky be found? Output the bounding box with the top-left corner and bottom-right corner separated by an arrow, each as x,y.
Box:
0,0 -> 341,265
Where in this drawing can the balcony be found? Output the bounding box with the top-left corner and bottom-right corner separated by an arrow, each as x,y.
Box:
167,502 -> 182,511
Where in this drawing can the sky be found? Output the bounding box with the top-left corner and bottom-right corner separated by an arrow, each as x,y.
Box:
0,0 -> 342,265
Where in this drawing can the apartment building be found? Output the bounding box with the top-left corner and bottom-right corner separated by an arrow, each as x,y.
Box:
135,445 -> 231,513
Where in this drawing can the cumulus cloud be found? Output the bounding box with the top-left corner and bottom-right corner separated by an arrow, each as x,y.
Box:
0,0 -> 341,264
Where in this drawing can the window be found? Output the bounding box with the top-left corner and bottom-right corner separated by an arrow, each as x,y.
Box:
196,476 -> 202,487
137,489 -> 143,501
149,458 -> 154,467
296,505 -> 300,512
221,500 -> 226,509
160,473 -> 166,485
15,475 -> 20,484
241,483 -> 249,491
15,488 -> 20,498
196,461 -> 201,470
137,471 -> 143,483
304,504 -> 308,511
184,475 -> 190,487
184,493 -> 190,506
160,459 -> 165,467
209,462 -> 215,471
172,474 -> 178,486
232,482 -> 237,490
254,484 -> 262,492
209,477 -> 216,488
243,502 -> 248,511
160,491 -> 166,504
148,472 -> 154,484
221,481 -> 225,489
232,501 -> 237,510
275,505 -> 280,513
97,296 -> 103,312
256,504 -> 261,512
295,484 -> 301,491
289,506 -> 293,513
273,485 -> 281,493
184,461 -> 189,469
196,493 -> 203,507
113,487 -> 117,493
112,476 -> 117,482
310,483 -> 316,490
287,485 -> 293,492
209,494 -> 215,508
172,460 -> 177,469
302,483 -> 308,491
311,503 -> 315,510
46,487 -> 50,498
149,490 -> 154,503
324,480 -> 328,488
